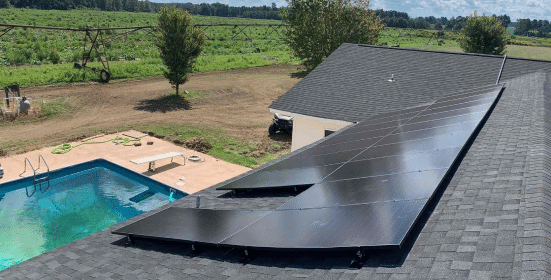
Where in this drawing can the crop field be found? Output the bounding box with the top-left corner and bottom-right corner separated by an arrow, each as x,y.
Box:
0,8 -> 297,87
3,9 -> 551,88
379,27 -> 551,60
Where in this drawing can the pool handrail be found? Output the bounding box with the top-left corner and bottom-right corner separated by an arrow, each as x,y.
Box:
20,158 -> 36,181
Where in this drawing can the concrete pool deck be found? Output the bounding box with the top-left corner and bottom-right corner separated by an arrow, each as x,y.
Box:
0,130 -> 250,194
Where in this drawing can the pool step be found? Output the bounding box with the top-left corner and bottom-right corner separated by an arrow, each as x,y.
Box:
129,190 -> 156,203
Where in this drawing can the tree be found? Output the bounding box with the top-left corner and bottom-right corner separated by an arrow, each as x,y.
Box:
515,19 -> 531,35
156,6 -> 205,95
0,0 -> 10,8
282,0 -> 383,71
459,13 -> 507,55
497,14 -> 511,28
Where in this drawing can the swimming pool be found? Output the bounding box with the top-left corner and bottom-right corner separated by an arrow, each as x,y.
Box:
0,158 -> 187,271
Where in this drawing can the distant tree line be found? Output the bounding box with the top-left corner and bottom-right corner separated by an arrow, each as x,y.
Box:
0,0 -> 154,12
0,0 -> 282,19
374,10 -> 511,31
514,19 -> 551,37
159,2 -> 282,20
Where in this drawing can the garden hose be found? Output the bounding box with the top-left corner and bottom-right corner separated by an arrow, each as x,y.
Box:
51,137 -> 141,154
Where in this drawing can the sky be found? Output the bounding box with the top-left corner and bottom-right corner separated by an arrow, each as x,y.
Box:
150,0 -> 551,21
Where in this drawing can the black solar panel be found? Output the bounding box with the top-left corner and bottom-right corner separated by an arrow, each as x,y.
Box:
364,110 -> 428,126
263,149 -> 362,171
435,84 -> 501,103
278,168 -> 448,210
358,132 -> 470,159
114,84 -> 503,251
318,130 -> 385,146
398,112 -> 486,133
112,207 -> 271,244
382,121 -> 479,144
427,95 -> 496,113
365,104 -> 430,122
220,200 -> 427,249
323,147 -> 461,182
292,136 -> 382,157
409,105 -> 491,124
216,164 -> 341,190
351,118 -> 405,130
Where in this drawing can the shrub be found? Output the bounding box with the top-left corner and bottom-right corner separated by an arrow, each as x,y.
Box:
459,13 -> 507,55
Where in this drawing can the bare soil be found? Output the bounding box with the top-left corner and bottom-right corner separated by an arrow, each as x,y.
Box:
0,65 -> 303,157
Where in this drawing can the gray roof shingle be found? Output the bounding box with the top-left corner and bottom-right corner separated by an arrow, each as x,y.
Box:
3,49 -> 551,279
270,44 -> 551,123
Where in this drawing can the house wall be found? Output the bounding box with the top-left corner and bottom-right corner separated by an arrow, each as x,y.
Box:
291,116 -> 351,151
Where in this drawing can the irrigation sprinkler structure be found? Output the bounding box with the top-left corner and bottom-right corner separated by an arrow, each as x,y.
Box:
0,23 -> 449,82
0,23 -> 288,83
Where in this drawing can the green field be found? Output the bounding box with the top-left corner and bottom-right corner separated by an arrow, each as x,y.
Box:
0,8 -> 297,87
378,28 -> 551,60
3,9 -> 551,88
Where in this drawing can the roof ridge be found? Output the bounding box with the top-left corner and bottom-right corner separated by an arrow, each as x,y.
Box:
351,43 -> 551,64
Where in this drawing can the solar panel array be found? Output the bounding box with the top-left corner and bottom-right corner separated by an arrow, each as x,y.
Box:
113,84 -> 504,250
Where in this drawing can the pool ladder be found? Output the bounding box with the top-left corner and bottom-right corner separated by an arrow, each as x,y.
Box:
20,155 -> 51,196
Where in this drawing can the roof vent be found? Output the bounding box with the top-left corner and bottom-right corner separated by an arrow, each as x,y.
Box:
388,74 -> 395,83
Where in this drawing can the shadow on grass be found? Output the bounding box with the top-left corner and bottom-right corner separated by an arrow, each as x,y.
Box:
134,94 -> 191,113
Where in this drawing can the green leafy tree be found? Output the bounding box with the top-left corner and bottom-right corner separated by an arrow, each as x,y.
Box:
0,0 -> 10,8
282,0 -> 383,71
459,13 -> 507,55
156,6 -> 205,95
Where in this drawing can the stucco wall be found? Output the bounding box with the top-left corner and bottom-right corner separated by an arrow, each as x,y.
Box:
291,117 -> 351,151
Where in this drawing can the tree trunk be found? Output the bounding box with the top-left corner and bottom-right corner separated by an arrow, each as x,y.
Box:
175,83 -> 179,95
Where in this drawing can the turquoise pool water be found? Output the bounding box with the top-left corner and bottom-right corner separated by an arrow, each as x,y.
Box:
0,159 -> 186,271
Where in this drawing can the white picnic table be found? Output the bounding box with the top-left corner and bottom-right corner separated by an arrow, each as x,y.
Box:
130,151 -> 185,172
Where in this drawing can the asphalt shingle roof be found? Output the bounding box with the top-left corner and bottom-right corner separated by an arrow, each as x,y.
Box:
3,47 -> 551,279
270,44 -> 551,124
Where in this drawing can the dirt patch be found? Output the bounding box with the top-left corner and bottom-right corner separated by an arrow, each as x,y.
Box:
67,134 -> 88,142
181,137 -> 213,153
0,65 -> 303,159
0,149 -> 7,157
255,139 -> 290,153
